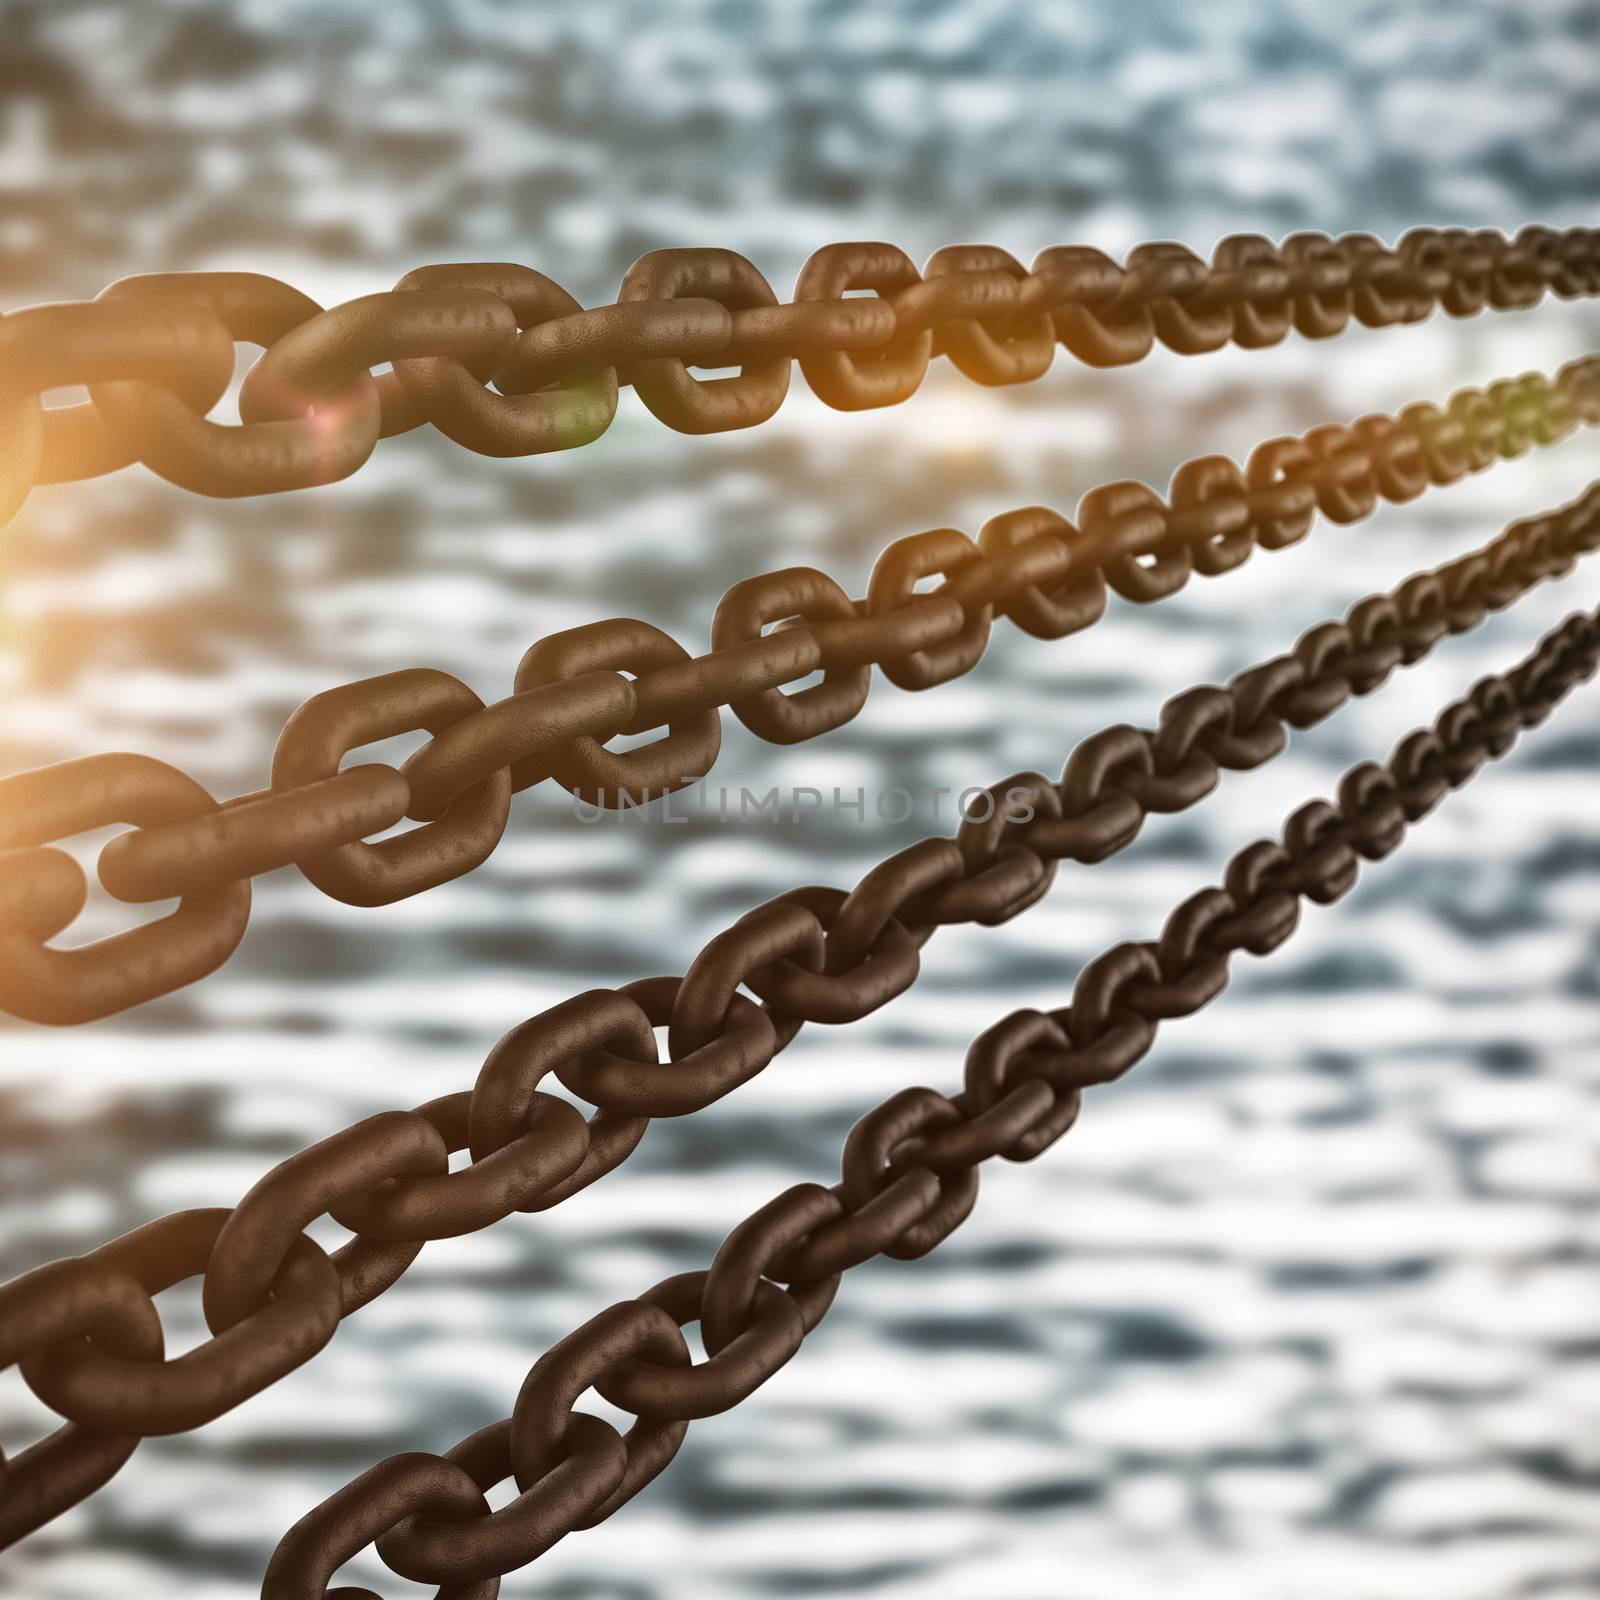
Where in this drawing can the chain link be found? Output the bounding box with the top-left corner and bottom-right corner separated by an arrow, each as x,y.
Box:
4,477 -> 1597,1552
3,355 -> 1595,1025
3,225 -> 1596,527
257,601 -> 1600,1594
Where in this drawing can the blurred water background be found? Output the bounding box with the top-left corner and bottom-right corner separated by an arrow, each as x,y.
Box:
2,2 -> 1600,1596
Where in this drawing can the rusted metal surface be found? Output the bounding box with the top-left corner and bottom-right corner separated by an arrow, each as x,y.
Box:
2,226 -> 1595,528
2,357 -> 1595,1025
256,602 -> 1600,1595
3,477 -> 1596,1553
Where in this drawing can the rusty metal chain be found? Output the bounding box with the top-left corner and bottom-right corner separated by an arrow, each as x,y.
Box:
257,601 -> 1600,1596
2,224 -> 1596,528
5,476 -> 1598,1553
3,355 -> 1596,1027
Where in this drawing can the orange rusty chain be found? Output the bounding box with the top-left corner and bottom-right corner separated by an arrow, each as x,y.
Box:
3,355 -> 1598,1028
250,604 -> 1600,1595
1,224 -> 1597,527
3,475 -> 1597,1553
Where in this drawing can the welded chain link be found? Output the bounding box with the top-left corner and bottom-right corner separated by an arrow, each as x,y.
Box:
259,604 -> 1600,1595
2,224 -> 1596,527
5,477 -> 1598,1552
3,355 -> 1596,1026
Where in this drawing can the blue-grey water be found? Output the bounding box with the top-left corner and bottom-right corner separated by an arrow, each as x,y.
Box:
2,3 -> 1600,1596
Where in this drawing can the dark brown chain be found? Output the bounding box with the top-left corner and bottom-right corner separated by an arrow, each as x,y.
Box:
256,601 -> 1600,1596
5,477 -> 1597,1554
3,355 -> 1596,1026
2,224 -> 1595,529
